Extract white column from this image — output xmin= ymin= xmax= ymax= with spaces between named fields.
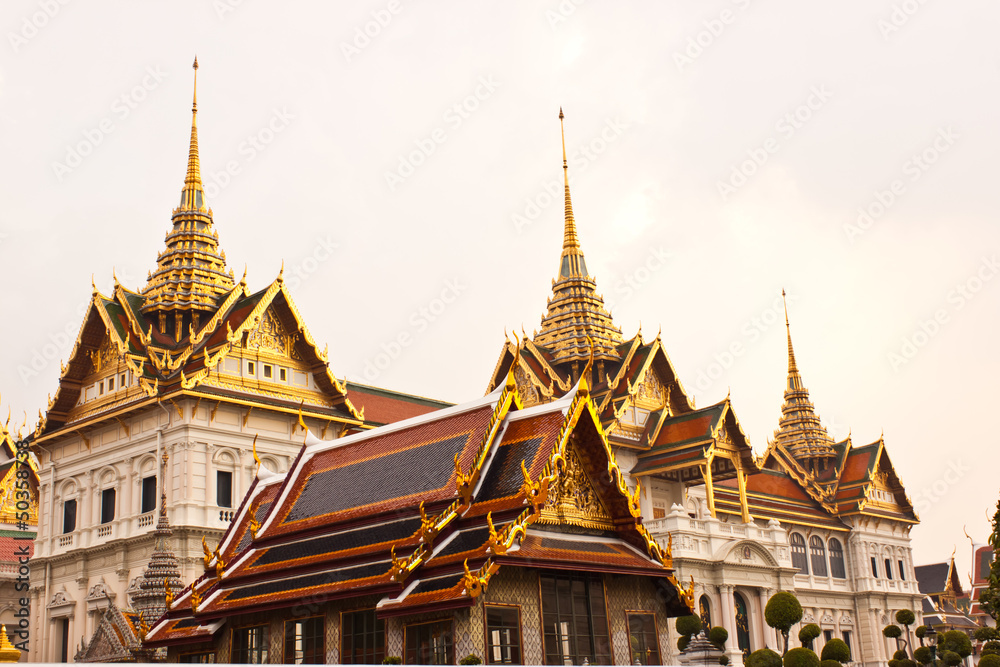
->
xmin=758 ymin=588 xmax=776 ymax=651
xmin=206 ymin=444 xmax=216 ymax=512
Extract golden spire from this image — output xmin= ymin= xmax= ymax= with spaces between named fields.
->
xmin=782 ymin=289 xmax=799 ymax=374
xmin=180 ymin=56 xmax=205 ymax=212
xmin=773 ymin=291 xmax=836 ymax=466
xmin=557 ymin=108 xmax=586 ymax=278
xmin=141 ymin=57 xmax=234 ymax=321
xmin=533 ymin=110 xmax=622 ymax=373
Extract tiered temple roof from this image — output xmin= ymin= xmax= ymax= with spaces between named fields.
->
xmin=31 ymin=61 xmax=369 ymax=447
xmin=145 ymin=369 xmax=692 ymax=648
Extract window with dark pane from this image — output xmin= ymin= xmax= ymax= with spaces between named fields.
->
xmin=231 ymin=625 xmax=268 ymax=664
xmin=342 ymin=609 xmax=385 ymax=665
xmin=100 ymin=488 xmax=115 ymax=524
xmin=179 ymin=652 xmax=216 ymax=663
xmin=828 ymin=539 xmax=846 ymax=579
xmin=217 ymin=470 xmax=233 ymax=508
xmin=486 ymin=605 xmax=522 ymax=664
xmin=540 ymin=572 xmax=611 ymax=665
xmin=284 ymin=616 xmax=325 ymax=664
xmin=404 ymin=619 xmax=453 ymax=665
xmin=62 ymin=498 xmax=76 ymax=534
xmin=809 ymin=536 xmax=827 ymax=576
xmin=790 ymin=533 xmax=809 ymax=574
xmin=141 ymin=475 xmax=157 ymax=513
xmin=885 ymin=558 xmax=893 ymax=580
xmin=898 ymin=559 xmax=906 ymax=581
xmin=870 ymin=557 xmax=879 ymax=577
xmin=627 ymin=613 xmax=661 ymax=665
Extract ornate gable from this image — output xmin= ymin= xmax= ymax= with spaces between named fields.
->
xmin=537 ymin=445 xmax=614 ymax=531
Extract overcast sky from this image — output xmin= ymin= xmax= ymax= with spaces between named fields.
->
xmin=1 ymin=1 xmax=997 ymax=576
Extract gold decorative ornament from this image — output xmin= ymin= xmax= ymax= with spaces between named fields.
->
xmin=462 ymin=558 xmax=500 ymax=599
xmin=201 ymin=536 xmax=212 ymax=569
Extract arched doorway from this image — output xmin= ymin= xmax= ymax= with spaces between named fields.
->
xmin=699 ymin=595 xmax=712 ymax=629
xmin=733 ymin=592 xmax=752 ymax=657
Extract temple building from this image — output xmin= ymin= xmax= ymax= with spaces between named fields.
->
xmin=915 ymin=555 xmax=979 ymax=636
xmin=25 ymin=60 xmax=442 ymax=663
xmin=482 ymin=111 xmax=923 ymax=665
xmin=145 ymin=364 xmax=693 ymax=662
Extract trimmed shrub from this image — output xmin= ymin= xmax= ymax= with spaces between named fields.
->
xmin=980 ymin=654 xmax=1000 ymax=667
xmin=898 ymin=660 xmax=918 ymax=667
xmin=709 ymin=626 xmax=729 ymax=650
xmin=382 ymin=658 xmax=402 ymax=665
xmin=912 ymin=646 xmax=932 ymax=665
xmin=939 ymin=630 xmax=973 ymax=658
xmin=896 ymin=610 xmax=916 ymax=626
xmin=819 ymin=661 xmax=842 ymax=667
xmin=820 ymin=638 xmax=851 ymax=663
xmin=977 ymin=626 xmax=1000 ymax=642
xmin=746 ymin=648 xmax=783 ymax=667
xmin=719 ymin=656 xmax=730 ymax=666
xmin=983 ymin=639 xmax=1000 ymax=656
xmin=939 ymin=649 xmax=962 ymax=666
xmin=459 ymin=655 xmax=482 ymax=665
xmin=766 ymin=592 xmax=804 ymax=655
xmin=799 ymin=624 xmax=821 ymax=650
xmin=915 ymin=625 xmax=927 ymax=645
xmin=678 ymin=636 xmax=690 ymax=652
xmin=893 ymin=650 xmax=909 ymax=660
xmin=783 ymin=647 xmax=820 ymax=667
xmin=676 ymin=615 xmax=703 ymax=638
xmin=884 ymin=624 xmax=903 ymax=639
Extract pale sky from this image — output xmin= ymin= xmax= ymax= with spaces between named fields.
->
xmin=1 ymin=1 xmax=997 ymax=577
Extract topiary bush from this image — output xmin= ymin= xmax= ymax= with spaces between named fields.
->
xmin=678 ymin=636 xmax=690 ymax=652
xmin=676 ymin=614 xmax=703 ymax=638
xmin=766 ymin=591 xmax=804 ymax=655
xmin=980 ymin=654 xmax=1000 ymax=667
xmin=820 ymin=638 xmax=850 ymax=664
xmin=708 ymin=626 xmax=729 ymax=650
xmin=819 ymin=660 xmax=842 ymax=667
xmin=896 ymin=609 xmax=915 ymax=626
xmin=782 ymin=647 xmax=820 ymax=667
xmin=459 ymin=655 xmax=482 ymax=665
xmin=746 ymin=647 xmax=783 ymax=667
xmin=884 ymin=624 xmax=903 ymax=640
xmin=939 ymin=630 xmax=973 ymax=659
xmin=915 ymin=625 xmax=927 ymax=646
xmin=984 ymin=639 xmax=1000 ymax=656
xmin=799 ymin=624 xmax=821 ymax=650
xmin=912 ymin=646 xmax=931 ymax=665
xmin=897 ymin=660 xmax=917 ymax=667
xmin=939 ymin=649 xmax=962 ymax=666
xmin=977 ymin=626 xmax=1000 ymax=642
xmin=893 ymin=649 xmax=908 ymax=660
xmin=382 ymin=658 xmax=402 ymax=665
xmin=719 ymin=656 xmax=730 ymax=666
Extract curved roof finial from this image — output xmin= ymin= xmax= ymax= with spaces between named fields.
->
xmin=558 ymin=108 xmax=584 ymax=271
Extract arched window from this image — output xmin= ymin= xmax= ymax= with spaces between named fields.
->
xmin=791 ymin=533 xmax=809 ymax=574
xmin=828 ymin=538 xmax=846 ymax=578
xmin=810 ymin=536 xmax=828 ymax=576
xmin=699 ymin=595 xmax=712 ymax=629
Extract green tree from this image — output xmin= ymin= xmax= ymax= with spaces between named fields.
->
xmin=975 ymin=626 xmax=999 ymax=642
xmin=798 ymin=624 xmax=821 ymax=650
xmin=884 ymin=624 xmax=903 ymax=654
xmin=896 ymin=609 xmax=916 ymax=657
xmin=783 ymin=647 xmax=820 ymax=667
xmin=915 ymin=625 xmax=927 ymax=647
xmin=819 ymin=638 xmax=850 ymax=664
xmin=913 ymin=646 xmax=932 ymax=665
xmin=979 ymin=498 xmax=1000 ymax=621
xmin=765 ymin=591 xmax=804 ymax=655
xmin=708 ymin=626 xmax=729 ymax=651
xmin=746 ymin=648 xmax=782 ymax=667
xmin=937 ymin=630 xmax=972 ymax=660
